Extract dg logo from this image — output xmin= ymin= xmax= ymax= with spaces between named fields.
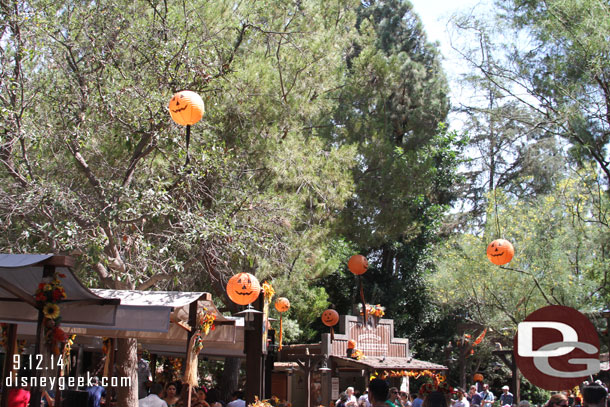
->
xmin=514 ymin=305 xmax=600 ymax=390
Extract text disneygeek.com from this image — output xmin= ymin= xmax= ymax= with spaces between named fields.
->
xmin=5 ymin=373 xmax=132 ymax=390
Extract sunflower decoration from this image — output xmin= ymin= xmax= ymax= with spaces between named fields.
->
xmin=35 ymin=272 xmax=68 ymax=352
xmin=192 ymin=308 xmax=217 ymax=353
xmin=43 ymin=303 xmax=60 ymax=319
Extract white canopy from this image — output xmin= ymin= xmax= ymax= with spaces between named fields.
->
xmin=64 ymin=289 xmax=244 ymax=357
xmin=0 ymin=254 xmax=119 ymax=326
xmin=0 ymin=254 xmax=244 ymax=357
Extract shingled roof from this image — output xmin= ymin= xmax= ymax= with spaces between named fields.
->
xmin=332 ymin=355 xmax=447 ymax=371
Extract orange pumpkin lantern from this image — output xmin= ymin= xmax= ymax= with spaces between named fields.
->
xmin=486 ymin=239 xmax=514 ymax=265
xmin=168 ymin=90 xmax=205 ymax=126
xmin=348 ymin=254 xmax=368 ymax=275
xmin=473 ymin=373 xmax=484 ymax=382
xmin=347 ymin=339 xmax=357 ymax=349
xmin=321 ymin=309 xmax=339 ymax=327
xmin=275 ymin=297 xmax=290 ymax=313
xmin=226 ymin=272 xmax=261 ymax=305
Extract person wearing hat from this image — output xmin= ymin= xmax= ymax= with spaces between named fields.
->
xmin=499 ymin=386 xmax=513 ymax=407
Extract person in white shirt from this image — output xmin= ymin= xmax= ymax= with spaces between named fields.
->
xmin=336 ymin=387 xmax=359 ymax=407
xmin=139 ymin=383 xmax=168 ymax=407
xmin=359 ymin=391 xmax=372 ymax=407
xmin=227 ymin=391 xmax=246 ymax=407
xmin=455 ymin=388 xmax=470 ymax=407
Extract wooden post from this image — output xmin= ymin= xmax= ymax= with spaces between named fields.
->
xmin=185 ymin=300 xmax=198 ymax=407
xmin=0 ymin=323 xmax=17 ymax=407
xmin=30 ymin=265 xmax=58 ymax=407
xmin=493 ymin=350 xmax=520 ymax=404
xmin=321 ymin=333 xmax=332 ymax=407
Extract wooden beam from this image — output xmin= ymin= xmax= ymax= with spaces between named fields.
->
xmin=0 ymin=276 xmax=37 ymax=307
xmin=40 ymin=255 xmax=75 ymax=268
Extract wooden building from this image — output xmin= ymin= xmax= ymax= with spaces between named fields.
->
xmin=275 ymin=315 xmax=447 ymax=407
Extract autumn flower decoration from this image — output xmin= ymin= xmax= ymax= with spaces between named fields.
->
xmin=35 ymin=273 xmax=68 ymax=349
xmin=192 ymin=308 xmax=216 ymax=353
xmin=359 ymin=304 xmax=385 ymax=318
xmin=350 ymin=348 xmax=365 ymax=360
xmin=418 ymin=377 xmax=454 ymax=397
xmin=249 ymin=396 xmax=291 ymax=407
xmin=262 ymin=281 xmax=275 ymax=300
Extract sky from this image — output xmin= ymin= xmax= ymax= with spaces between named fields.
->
xmin=409 ymin=0 xmax=494 ymax=125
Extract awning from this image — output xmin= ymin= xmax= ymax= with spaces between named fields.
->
xmin=0 ymin=254 xmax=119 ymax=326
xmin=62 ymin=289 xmax=244 ymax=358
xmin=332 ymin=355 xmax=448 ymax=371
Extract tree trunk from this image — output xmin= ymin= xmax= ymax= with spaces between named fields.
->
xmin=219 ymin=357 xmax=241 ymax=401
xmin=116 ymin=337 xmax=138 ymax=406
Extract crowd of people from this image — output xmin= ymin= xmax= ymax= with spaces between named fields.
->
xmin=333 ymin=381 xmax=609 ymax=407
xmin=137 ymin=381 xmax=247 ymax=407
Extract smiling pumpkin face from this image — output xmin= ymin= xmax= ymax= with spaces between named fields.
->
xmin=321 ymin=309 xmax=339 ymax=327
xmin=168 ymin=90 xmax=205 ymax=126
xmin=226 ymin=272 xmax=261 ymax=305
xmin=486 ymin=239 xmax=514 ymax=265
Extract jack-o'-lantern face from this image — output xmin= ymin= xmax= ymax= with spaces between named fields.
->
xmin=486 ymin=239 xmax=514 ymax=266
xmin=321 ymin=309 xmax=339 ymax=327
xmin=275 ymin=297 xmax=290 ymax=313
xmin=168 ymin=90 xmax=205 ymax=126
xmin=226 ymin=272 xmax=261 ymax=305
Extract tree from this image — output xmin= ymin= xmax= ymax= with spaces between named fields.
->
xmin=477 ymin=0 xmax=610 ymax=189
xmin=429 ymin=168 xmax=610 ymax=336
xmin=0 ymin=0 xmax=360 ymax=402
xmin=318 ymin=0 xmax=464 ymax=337
xmin=447 ymin=16 xmax=568 ymax=229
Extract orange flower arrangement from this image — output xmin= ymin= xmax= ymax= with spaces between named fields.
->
xmin=192 ymin=308 xmax=216 ymax=353
xmin=359 ymin=304 xmax=385 ymax=318
xmin=35 ymin=273 xmax=68 ymax=351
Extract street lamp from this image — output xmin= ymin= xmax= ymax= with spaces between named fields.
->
xmin=235 ymin=304 xmax=263 ymax=327
xmin=318 ymin=356 xmax=331 ymax=374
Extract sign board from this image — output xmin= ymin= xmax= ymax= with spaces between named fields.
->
xmin=348 ymin=323 xmax=391 ymax=356
xmin=331 ymin=377 xmax=340 ymax=400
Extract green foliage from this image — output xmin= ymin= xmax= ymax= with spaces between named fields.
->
xmin=0 ymin=0 xmax=359 ymax=319
xmin=494 ymin=0 xmax=610 ymax=186
xmin=316 ymin=0 xmax=464 ymax=340
xmin=429 ymin=169 xmax=609 ymax=333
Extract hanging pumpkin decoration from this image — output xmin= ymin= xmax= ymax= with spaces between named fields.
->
xmin=226 ymin=272 xmax=261 ymax=306
xmin=348 ymin=254 xmax=369 ymax=324
xmin=486 ymin=239 xmax=514 ymax=265
xmin=168 ymin=90 xmax=205 ymax=166
xmin=275 ymin=297 xmax=290 ymax=313
xmin=321 ymin=309 xmax=339 ymax=327
xmin=168 ymin=90 xmax=204 ymax=126
xmin=322 ymin=308 xmax=339 ymax=341
xmin=348 ymin=254 xmax=368 ymax=275
xmin=473 ymin=373 xmax=484 ymax=382
xmin=274 ymin=297 xmax=290 ymax=351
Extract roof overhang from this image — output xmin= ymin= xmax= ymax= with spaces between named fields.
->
xmin=0 ymin=254 xmax=119 ymax=327
xmin=332 ymin=355 xmax=448 ymax=371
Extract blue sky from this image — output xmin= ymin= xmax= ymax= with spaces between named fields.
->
xmin=410 ymin=0 xmax=495 ymax=124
